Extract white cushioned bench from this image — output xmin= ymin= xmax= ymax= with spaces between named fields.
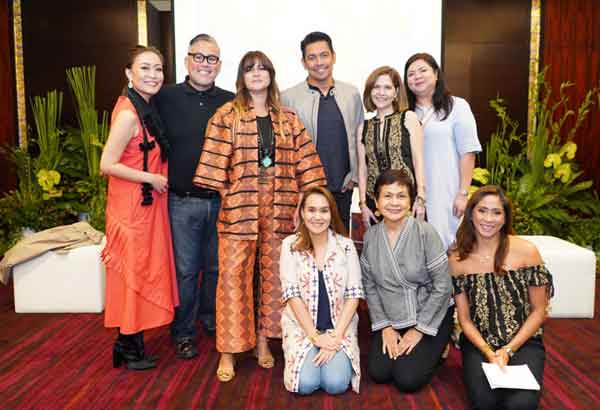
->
xmin=521 ymin=235 xmax=596 ymax=318
xmin=13 ymin=241 xmax=106 ymax=313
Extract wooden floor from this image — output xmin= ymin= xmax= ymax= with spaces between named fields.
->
xmin=0 ymin=275 xmax=598 ymax=409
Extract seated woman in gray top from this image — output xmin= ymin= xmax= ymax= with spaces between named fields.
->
xmin=360 ymin=168 xmax=453 ymax=392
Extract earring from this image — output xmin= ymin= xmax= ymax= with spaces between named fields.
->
xmin=128 ymin=79 xmax=133 ymax=89
xmin=374 ymin=210 xmax=381 ymax=217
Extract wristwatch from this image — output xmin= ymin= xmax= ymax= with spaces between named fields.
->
xmin=503 ymin=346 xmax=515 ymax=357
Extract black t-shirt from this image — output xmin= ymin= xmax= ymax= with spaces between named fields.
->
xmin=316 ymin=269 xmax=334 ymax=331
xmin=310 ymin=85 xmax=349 ymax=193
xmin=154 ymin=80 xmax=234 ymax=194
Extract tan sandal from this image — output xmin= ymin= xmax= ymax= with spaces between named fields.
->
xmin=216 ymin=354 xmax=236 ymax=382
xmin=253 ymin=339 xmax=275 ymax=369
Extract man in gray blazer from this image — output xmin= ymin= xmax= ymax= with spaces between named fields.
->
xmin=281 ymin=31 xmax=364 ymax=231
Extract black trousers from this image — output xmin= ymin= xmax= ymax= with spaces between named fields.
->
xmin=367 ymin=306 xmax=454 ymax=392
xmin=461 ymin=336 xmax=545 ymax=410
xmin=332 ymin=190 xmax=353 ymax=232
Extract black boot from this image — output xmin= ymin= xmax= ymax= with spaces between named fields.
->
xmin=113 ymin=331 xmax=156 ymax=371
xmin=132 ymin=332 xmax=158 ymax=363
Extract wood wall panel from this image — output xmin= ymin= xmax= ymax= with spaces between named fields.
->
xmin=0 ymin=1 xmax=16 ymax=193
xmin=21 ymin=0 xmax=138 ymax=127
xmin=541 ymin=0 xmax=600 ymax=191
xmin=444 ymin=0 xmax=532 ymax=149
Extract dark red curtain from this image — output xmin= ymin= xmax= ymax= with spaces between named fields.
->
xmin=0 ymin=1 xmax=16 ymax=193
xmin=542 ymin=0 xmax=600 ymax=191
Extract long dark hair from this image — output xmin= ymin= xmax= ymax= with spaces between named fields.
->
xmin=233 ymin=51 xmax=281 ymax=112
xmin=294 ymin=186 xmax=347 ymax=253
xmin=404 ymin=52 xmax=453 ymax=120
xmin=455 ymin=185 xmax=514 ymax=273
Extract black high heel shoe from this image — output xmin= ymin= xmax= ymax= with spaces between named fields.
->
xmin=112 ymin=332 xmax=157 ymax=371
xmin=133 ymin=332 xmax=159 ymax=363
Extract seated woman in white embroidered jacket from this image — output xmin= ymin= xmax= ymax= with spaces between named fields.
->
xmin=360 ymin=168 xmax=453 ymax=392
xmin=279 ymin=186 xmax=364 ymax=395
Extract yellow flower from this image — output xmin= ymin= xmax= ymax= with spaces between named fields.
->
xmin=468 ymin=186 xmax=479 ymax=198
xmin=36 ymin=169 xmax=61 ymax=191
xmin=544 ymin=153 xmax=562 ymax=169
xmin=554 ymin=163 xmax=572 ymax=183
xmin=559 ymin=141 xmax=577 ymax=159
xmin=472 ymin=167 xmax=490 ymax=185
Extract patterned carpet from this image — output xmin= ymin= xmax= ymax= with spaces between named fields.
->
xmin=0 ymin=276 xmax=598 ymax=409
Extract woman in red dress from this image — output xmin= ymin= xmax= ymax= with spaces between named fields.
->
xmin=100 ymin=46 xmax=179 ymax=370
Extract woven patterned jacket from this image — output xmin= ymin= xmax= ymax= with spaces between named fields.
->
xmin=193 ymin=102 xmax=327 ymax=240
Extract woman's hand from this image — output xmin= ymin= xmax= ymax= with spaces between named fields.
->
xmin=381 ymin=327 xmax=402 ymax=360
xmin=452 ymin=193 xmax=468 ymax=217
xmin=313 ymin=348 xmax=337 ymax=366
xmin=491 ymin=348 xmax=510 ymax=368
xmin=361 ymin=205 xmax=378 ymax=228
xmin=412 ymin=202 xmax=426 ymax=220
xmin=148 ymin=173 xmax=168 ymax=193
xmin=397 ymin=328 xmax=423 ymax=355
xmin=314 ymin=332 xmax=340 ymax=351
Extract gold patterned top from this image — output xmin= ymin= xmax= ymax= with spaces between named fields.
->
xmin=361 ymin=111 xmax=414 ymax=200
xmin=452 ymin=265 xmax=554 ymax=349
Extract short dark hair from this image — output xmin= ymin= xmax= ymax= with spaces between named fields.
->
xmin=189 ymin=33 xmax=218 ymax=47
xmin=374 ymin=169 xmax=415 ymax=205
xmin=300 ymin=31 xmax=334 ymax=59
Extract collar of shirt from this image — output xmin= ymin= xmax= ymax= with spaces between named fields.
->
xmin=307 ymin=81 xmax=335 ymax=98
xmin=183 ymin=76 xmax=217 ymax=96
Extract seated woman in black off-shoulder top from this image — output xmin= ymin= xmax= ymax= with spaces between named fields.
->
xmin=449 ymin=186 xmax=553 ymax=410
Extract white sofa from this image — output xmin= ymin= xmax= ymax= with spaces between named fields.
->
xmin=522 ymin=235 xmax=596 ymax=318
xmin=12 ymin=241 xmax=106 ymax=313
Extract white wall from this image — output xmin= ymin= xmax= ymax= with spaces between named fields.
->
xmin=174 ymin=0 xmax=442 ymax=93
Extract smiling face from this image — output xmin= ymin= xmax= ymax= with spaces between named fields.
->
xmin=126 ymin=51 xmax=164 ymax=101
xmin=302 ymin=40 xmax=335 ymax=84
xmin=185 ymin=40 xmax=221 ymax=91
xmin=301 ymin=192 xmax=332 ymax=237
xmin=375 ymin=182 xmax=412 ymax=225
xmin=370 ymin=74 xmax=397 ymax=114
xmin=405 ymin=58 xmax=438 ymax=99
xmin=471 ymin=194 xmax=506 ymax=239
xmin=243 ymin=58 xmax=271 ymax=94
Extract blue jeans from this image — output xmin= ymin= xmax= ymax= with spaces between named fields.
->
xmin=169 ymin=194 xmax=220 ymax=341
xmin=297 ymin=347 xmax=352 ymax=395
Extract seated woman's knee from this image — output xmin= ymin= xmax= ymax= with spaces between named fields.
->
xmin=320 ymin=372 xmax=350 ymax=395
xmin=297 ymin=375 xmax=320 ymax=395
xmin=503 ymin=390 xmax=540 ymax=410
xmin=392 ymin=371 xmax=430 ymax=393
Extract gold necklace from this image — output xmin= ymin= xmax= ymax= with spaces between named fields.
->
xmin=472 ymin=252 xmax=494 ymax=264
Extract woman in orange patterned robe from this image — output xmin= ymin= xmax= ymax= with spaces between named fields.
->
xmin=194 ymin=51 xmax=326 ymax=381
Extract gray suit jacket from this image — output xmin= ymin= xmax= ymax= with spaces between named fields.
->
xmin=281 ymin=80 xmax=364 ymax=186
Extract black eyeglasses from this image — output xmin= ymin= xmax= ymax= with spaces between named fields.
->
xmin=187 ymin=52 xmax=220 ymax=65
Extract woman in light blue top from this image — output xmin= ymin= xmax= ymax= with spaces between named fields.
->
xmin=404 ymin=53 xmax=482 ymax=249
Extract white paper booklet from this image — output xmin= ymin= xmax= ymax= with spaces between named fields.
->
xmin=481 ymin=362 xmax=541 ymax=390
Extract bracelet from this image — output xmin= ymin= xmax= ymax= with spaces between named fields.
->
xmin=359 ymin=200 xmax=367 ymax=209
xmin=503 ymin=346 xmax=515 ymax=357
xmin=482 ymin=344 xmax=494 ymax=356
xmin=308 ymin=330 xmax=321 ymax=345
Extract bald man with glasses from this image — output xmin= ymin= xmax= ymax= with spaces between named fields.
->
xmin=154 ymin=34 xmax=234 ymax=360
